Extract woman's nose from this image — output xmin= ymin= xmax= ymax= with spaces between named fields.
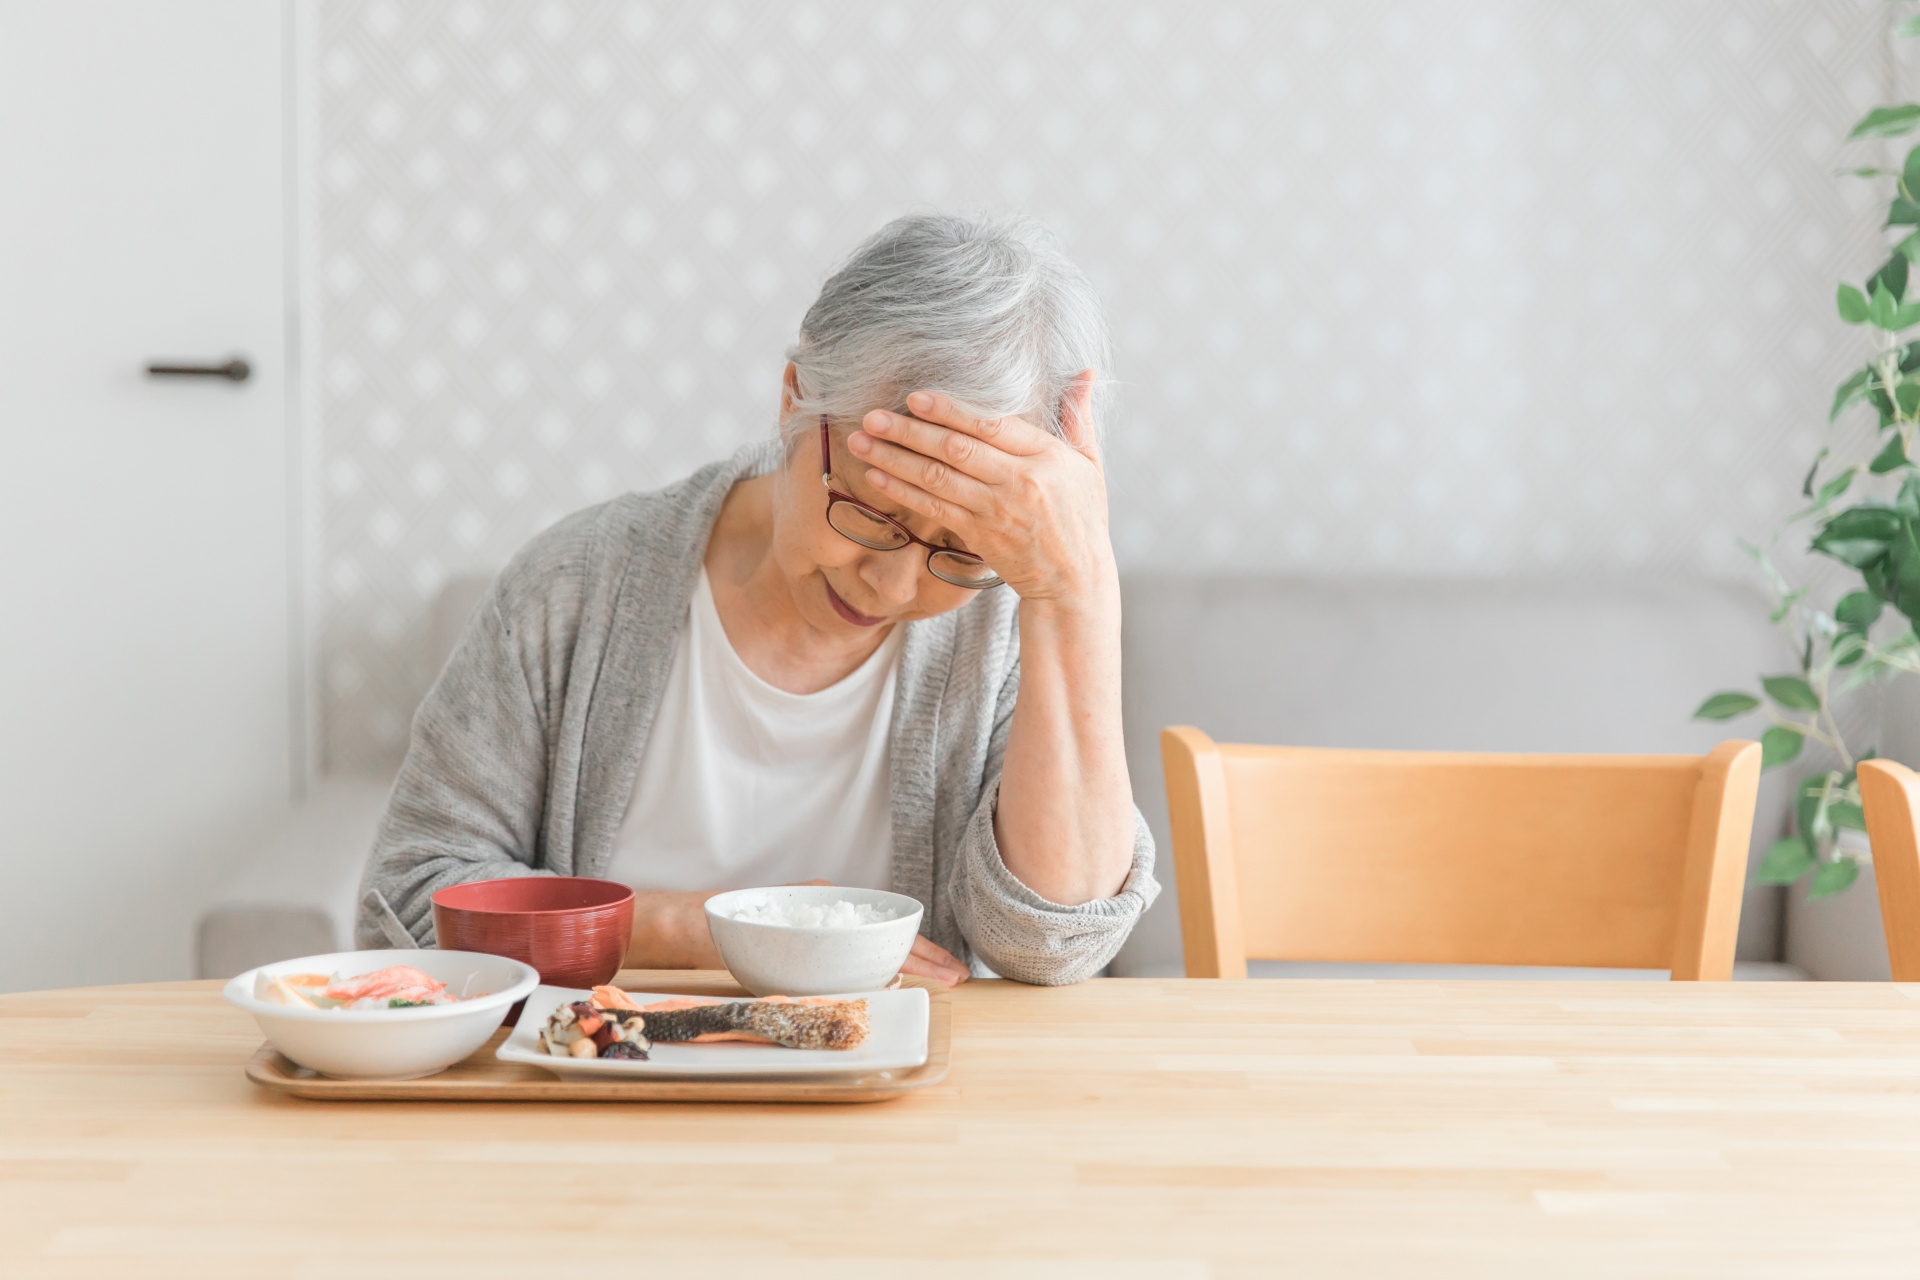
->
xmin=861 ymin=549 xmax=922 ymax=608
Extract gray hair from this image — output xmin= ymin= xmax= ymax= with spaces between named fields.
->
xmin=782 ymin=213 xmax=1113 ymax=447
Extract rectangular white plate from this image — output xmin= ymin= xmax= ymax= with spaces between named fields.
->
xmin=496 ymin=985 xmax=929 ymax=1080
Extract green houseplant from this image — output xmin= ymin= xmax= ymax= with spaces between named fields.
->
xmin=1693 ymin=86 xmax=1920 ymax=899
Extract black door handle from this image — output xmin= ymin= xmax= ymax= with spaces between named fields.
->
xmin=146 ymin=357 xmax=250 ymax=382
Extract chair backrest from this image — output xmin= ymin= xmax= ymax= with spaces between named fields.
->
xmin=1160 ymin=727 xmax=1762 ymax=980
xmin=1858 ymin=759 xmax=1920 ymax=982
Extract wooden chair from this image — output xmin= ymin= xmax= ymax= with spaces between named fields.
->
xmin=1858 ymin=759 xmax=1920 ymax=981
xmin=1159 ymin=727 xmax=1763 ymax=980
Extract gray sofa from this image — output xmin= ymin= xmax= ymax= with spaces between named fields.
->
xmin=198 ymin=572 xmax=1899 ymax=981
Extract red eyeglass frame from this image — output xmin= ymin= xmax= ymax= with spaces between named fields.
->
xmin=818 ymin=415 xmax=1001 ymax=589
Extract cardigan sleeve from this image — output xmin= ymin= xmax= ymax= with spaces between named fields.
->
xmin=353 ymin=578 xmax=557 ymax=949
xmin=946 ymin=660 xmax=1161 ymax=985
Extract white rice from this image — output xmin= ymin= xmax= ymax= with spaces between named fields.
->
xmin=727 ymin=897 xmax=898 ymax=928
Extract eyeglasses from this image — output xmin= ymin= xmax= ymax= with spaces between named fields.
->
xmin=819 ymin=416 xmax=1002 ymax=589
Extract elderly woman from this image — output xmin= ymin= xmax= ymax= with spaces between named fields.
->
xmin=356 ymin=213 xmax=1157 ymax=985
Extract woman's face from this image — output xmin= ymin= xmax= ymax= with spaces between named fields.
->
xmin=768 ymin=416 xmax=980 ymax=635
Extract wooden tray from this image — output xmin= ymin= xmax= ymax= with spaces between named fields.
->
xmin=244 ymin=971 xmax=951 ymax=1105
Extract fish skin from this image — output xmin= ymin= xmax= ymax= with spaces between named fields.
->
xmin=636 ymin=1000 xmax=869 ymax=1051
xmin=586 ymin=987 xmax=870 ymax=1050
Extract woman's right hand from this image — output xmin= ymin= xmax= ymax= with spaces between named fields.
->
xmin=624 ymin=889 xmax=725 ymax=969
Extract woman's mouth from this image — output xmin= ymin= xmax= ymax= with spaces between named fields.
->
xmin=823 ymin=579 xmax=887 ymax=627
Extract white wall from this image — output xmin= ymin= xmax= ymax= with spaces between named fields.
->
xmin=314 ymin=0 xmax=1889 ymax=772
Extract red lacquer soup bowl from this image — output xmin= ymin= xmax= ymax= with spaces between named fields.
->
xmin=431 ymin=877 xmax=633 ymax=989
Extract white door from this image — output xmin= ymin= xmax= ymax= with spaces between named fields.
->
xmin=0 ymin=1 xmax=294 ymax=992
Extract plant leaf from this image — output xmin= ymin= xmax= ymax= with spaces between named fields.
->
xmin=1837 ymin=590 xmax=1885 ymax=630
xmin=1796 ymin=774 xmax=1834 ymax=841
xmin=1831 ymin=801 xmax=1868 ymax=832
xmin=1802 ymin=445 xmax=1831 ymax=498
xmin=1866 ymin=557 xmax=1898 ymax=604
xmin=1839 ymin=282 xmax=1871 ymax=324
xmin=1899 ymin=12 xmax=1920 ymax=38
xmin=1891 ymin=302 xmax=1920 ymax=331
xmin=1831 ymin=369 xmax=1875 ymax=422
xmin=1815 ymin=467 xmax=1857 ymax=507
xmin=1851 ymin=104 xmax=1920 ymax=139
xmin=1822 ymin=506 xmax=1903 ymax=541
xmin=1692 ymin=691 xmax=1761 ymax=721
xmin=1809 ymin=858 xmax=1862 ymax=899
xmin=1893 ymin=518 xmax=1920 ymax=586
xmin=1900 ymin=473 xmax=1920 ymax=518
xmin=1814 ymin=539 xmax=1893 ymax=568
xmin=1756 ymin=835 xmax=1815 ymax=885
xmin=1872 ymin=253 xmax=1912 ymax=303
xmin=1890 ymin=196 xmax=1920 ymax=227
xmin=1871 ymin=282 xmax=1900 ymax=328
xmin=1762 ymin=674 xmax=1822 ymax=711
xmin=1761 ymin=724 xmax=1807 ymax=769
xmin=1871 ymin=433 xmax=1910 ymax=474
xmin=1833 ymin=629 xmax=1870 ymax=667
xmin=1901 ymin=232 xmax=1920 ymax=264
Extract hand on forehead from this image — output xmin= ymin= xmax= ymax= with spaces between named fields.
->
xmin=870 ymin=391 xmax=1055 ymax=458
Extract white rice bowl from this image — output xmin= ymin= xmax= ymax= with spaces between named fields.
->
xmin=704 ymin=886 xmax=924 ymax=997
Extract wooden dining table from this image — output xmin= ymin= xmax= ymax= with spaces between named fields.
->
xmin=4 ymin=972 xmax=1920 ymax=1278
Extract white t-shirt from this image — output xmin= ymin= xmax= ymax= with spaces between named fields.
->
xmin=605 ymin=569 xmax=903 ymax=894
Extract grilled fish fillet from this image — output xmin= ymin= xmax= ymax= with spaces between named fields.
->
xmin=590 ymin=987 xmax=869 ymax=1051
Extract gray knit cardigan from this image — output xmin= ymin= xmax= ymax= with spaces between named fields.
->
xmin=355 ymin=439 xmax=1158 ymax=984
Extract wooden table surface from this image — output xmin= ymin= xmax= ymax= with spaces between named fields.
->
xmin=5 ymin=973 xmax=1920 ymax=1278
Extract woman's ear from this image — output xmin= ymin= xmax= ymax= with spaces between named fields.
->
xmin=780 ymin=361 xmax=801 ymax=414
xmin=1060 ymin=369 xmax=1098 ymax=456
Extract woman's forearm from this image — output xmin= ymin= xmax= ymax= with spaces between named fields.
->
xmin=993 ymin=571 xmax=1136 ymax=905
xmin=624 ymin=889 xmax=724 ymax=968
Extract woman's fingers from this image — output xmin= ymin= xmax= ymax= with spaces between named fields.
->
xmin=900 ymin=934 xmax=969 ymax=985
xmin=859 ymin=464 xmax=978 ymax=536
xmin=906 ymin=390 xmax=1054 ymax=457
xmin=857 ymin=408 xmax=1021 ymax=490
xmin=849 ymin=427 xmax=995 ymax=513
xmin=1058 ymin=369 xmax=1099 ymax=458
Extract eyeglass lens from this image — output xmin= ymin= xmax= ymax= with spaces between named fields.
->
xmin=826 ymin=499 xmax=1000 ymax=587
xmin=928 ymin=551 xmax=1000 ymax=586
xmin=826 ymin=500 xmax=911 ymax=550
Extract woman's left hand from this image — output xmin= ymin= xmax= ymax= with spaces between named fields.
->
xmin=847 ymin=373 xmax=1116 ymax=605
xmin=901 ymin=934 xmax=970 ymax=986
xmin=786 ymin=880 xmax=969 ymax=985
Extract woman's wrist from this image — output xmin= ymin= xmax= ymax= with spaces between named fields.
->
xmin=626 ymin=889 xmax=722 ymax=968
xmin=1015 ymin=551 xmax=1121 ymax=630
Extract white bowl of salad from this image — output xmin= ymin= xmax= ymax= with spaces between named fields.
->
xmin=223 ymin=949 xmax=539 ymax=1080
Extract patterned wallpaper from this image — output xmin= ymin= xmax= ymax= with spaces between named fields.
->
xmin=316 ymin=0 xmax=1890 ymax=773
